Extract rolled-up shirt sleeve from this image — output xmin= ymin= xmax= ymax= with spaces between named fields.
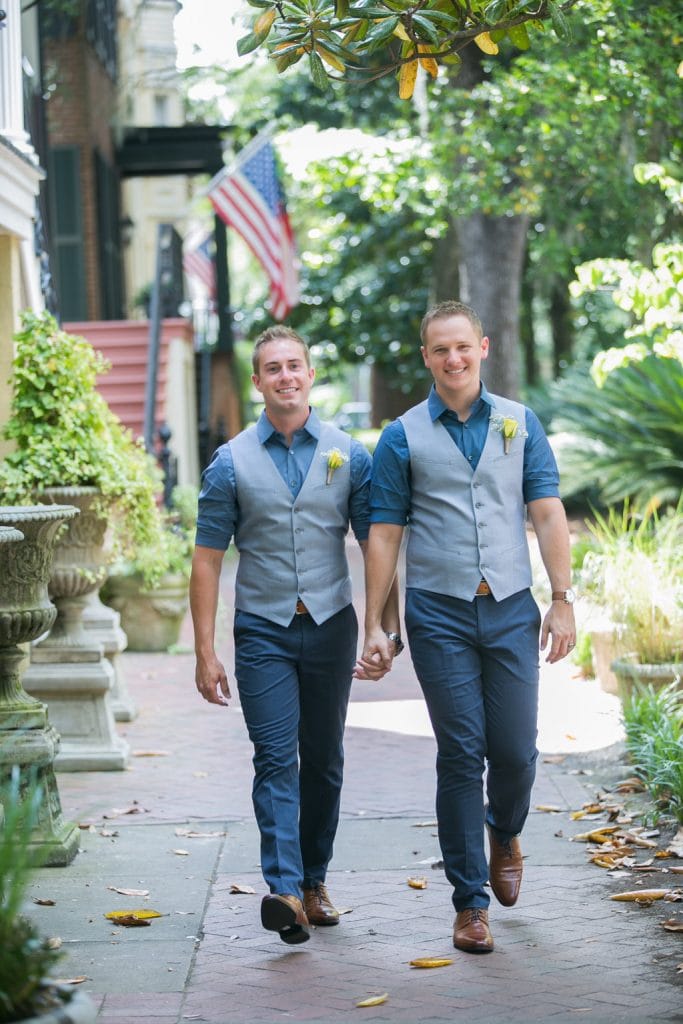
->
xmin=348 ymin=439 xmax=373 ymax=541
xmin=370 ymin=421 xmax=411 ymax=526
xmin=195 ymin=445 xmax=237 ymax=550
xmin=522 ymin=408 xmax=560 ymax=503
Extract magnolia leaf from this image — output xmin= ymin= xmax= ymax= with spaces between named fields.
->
xmin=337 ymin=906 xmax=353 ymax=915
xmin=572 ymin=827 xmax=620 ymax=843
xmin=407 ymin=877 xmax=428 ymax=889
xmin=108 ymin=886 xmax=150 ymax=897
xmin=409 ymin=957 xmax=454 ymax=968
xmin=175 ymin=828 xmax=226 ymax=838
xmin=173 ymin=849 xmax=190 ymax=856
xmin=536 ymin=804 xmax=562 ymax=813
xmin=32 ymin=897 xmax=56 ymax=906
xmin=103 ymin=804 xmax=144 ymax=818
xmin=53 ymin=976 xmax=88 ymax=985
xmin=662 ymin=918 xmax=683 ymax=932
xmin=412 ymin=821 xmax=438 ymax=828
xmin=230 ymin=884 xmax=256 ymax=894
xmin=398 ymin=56 xmax=417 ymax=100
xmin=614 ymin=777 xmax=646 ymax=793
xmin=474 ymin=31 xmax=498 ymax=55
xmin=356 ymin=993 xmax=388 ymax=1007
xmin=105 ymin=908 xmax=164 ymax=919
xmin=669 ymin=866 xmax=683 ymax=874
xmin=132 ymin=750 xmax=170 ymax=757
xmin=668 ymin=827 xmax=683 ymax=858
xmin=309 ymin=50 xmax=329 ymax=91
xmin=609 ymin=889 xmax=675 ymax=902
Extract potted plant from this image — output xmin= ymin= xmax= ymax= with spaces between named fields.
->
xmin=101 ymin=485 xmax=197 ymax=652
xmin=0 ymin=770 xmax=96 ymax=1023
xmin=0 ymin=311 xmax=165 ymax=575
xmin=580 ymin=503 xmax=683 ymax=698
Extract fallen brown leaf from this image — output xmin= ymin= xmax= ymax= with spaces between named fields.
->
xmin=32 ymin=897 xmax=56 ymax=906
xmin=661 ymin=918 xmax=683 ymax=932
xmin=132 ymin=750 xmax=170 ymax=757
xmin=100 ymin=829 xmax=118 ymax=838
xmin=542 ymin=754 xmax=566 ymax=764
xmin=107 ymin=887 xmax=150 ymax=897
xmin=104 ymin=909 xmax=163 ymax=920
xmin=229 ymin=884 xmax=256 ymax=895
xmin=108 ymin=915 xmax=151 ymax=928
xmin=572 ymin=826 xmax=620 ymax=844
xmin=175 ymin=828 xmax=227 ymax=838
xmin=103 ymin=803 xmax=145 ymax=819
xmin=356 ymin=993 xmax=388 ymax=1008
xmin=78 ymin=823 xmax=96 ymax=832
xmin=406 ymin=877 xmax=427 ymax=889
xmin=614 ymin=777 xmax=646 ymax=793
xmin=667 ymin=828 xmax=683 ymax=858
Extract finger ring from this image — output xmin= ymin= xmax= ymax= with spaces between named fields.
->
xmin=567 ymin=642 xmax=575 ymax=649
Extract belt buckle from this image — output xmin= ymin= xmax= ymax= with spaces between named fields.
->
xmin=295 ymin=599 xmax=308 ymax=615
xmin=475 ymin=580 xmax=491 ymax=597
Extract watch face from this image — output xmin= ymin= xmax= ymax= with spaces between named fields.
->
xmin=565 ymin=589 xmax=576 ymax=604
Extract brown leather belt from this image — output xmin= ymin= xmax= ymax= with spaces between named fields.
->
xmin=475 ymin=580 xmax=491 ymax=597
xmin=295 ymin=599 xmax=309 ymax=615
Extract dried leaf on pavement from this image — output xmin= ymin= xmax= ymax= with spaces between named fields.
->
xmin=132 ymin=750 xmax=170 ymax=757
xmin=107 ymin=887 xmax=150 ymax=897
xmin=667 ymin=828 xmax=683 ymax=858
xmin=356 ymin=993 xmax=388 ymax=1007
xmin=108 ymin=915 xmax=152 ymax=928
xmin=614 ymin=777 xmax=646 ymax=793
xmin=46 ymin=936 xmax=62 ymax=949
xmin=173 ymin=849 xmax=190 ymax=856
xmin=229 ymin=884 xmax=256 ymax=895
xmin=32 ymin=897 xmax=56 ymax=906
xmin=609 ymin=889 xmax=680 ymax=902
xmin=661 ymin=918 xmax=683 ymax=932
xmin=104 ymin=909 xmax=164 ymax=921
xmin=572 ymin=826 xmax=620 ymax=844
xmin=100 ymin=830 xmax=119 ymax=838
xmin=53 ymin=977 xmax=88 ymax=985
xmin=103 ymin=803 xmax=145 ymax=818
xmin=409 ymin=957 xmax=453 ymax=968
xmin=406 ymin=877 xmax=427 ymax=889
xmin=535 ymin=804 xmax=562 ymax=813
xmin=411 ymin=821 xmax=438 ymax=827
xmin=175 ymin=828 xmax=226 ymax=838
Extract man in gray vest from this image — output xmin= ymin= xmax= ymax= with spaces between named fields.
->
xmin=357 ymin=301 xmax=576 ymax=954
xmin=190 ymin=325 xmax=399 ymax=946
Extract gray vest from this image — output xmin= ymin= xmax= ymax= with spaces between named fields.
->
xmin=230 ymin=423 xmax=353 ymax=626
xmin=400 ymin=395 xmax=532 ymax=601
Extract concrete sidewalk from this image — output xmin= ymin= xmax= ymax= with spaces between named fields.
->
xmin=22 ymin=547 xmax=682 ymax=1024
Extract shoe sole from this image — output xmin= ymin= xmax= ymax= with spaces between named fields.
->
xmin=261 ymin=897 xmax=310 ymax=944
xmin=454 ymin=942 xmax=494 ymax=954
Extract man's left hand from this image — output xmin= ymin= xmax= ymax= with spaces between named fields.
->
xmin=540 ymin=602 xmax=576 ymax=663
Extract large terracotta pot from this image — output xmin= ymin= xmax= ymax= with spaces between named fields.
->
xmin=610 ymin=655 xmax=681 ymax=699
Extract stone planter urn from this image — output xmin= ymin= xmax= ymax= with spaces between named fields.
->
xmin=610 ymin=655 xmax=681 ymax=699
xmin=22 ymin=487 xmax=128 ymax=772
xmin=103 ymin=571 xmax=190 ymax=652
xmin=0 ymin=505 xmax=80 ymax=866
xmin=83 ymin=587 xmax=137 ymax=722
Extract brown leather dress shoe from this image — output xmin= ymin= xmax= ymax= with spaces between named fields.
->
xmin=261 ymin=894 xmax=310 ymax=944
xmin=487 ymin=825 xmax=523 ymax=907
xmin=303 ymin=883 xmax=339 ymax=926
xmin=453 ymin=908 xmax=494 ymax=953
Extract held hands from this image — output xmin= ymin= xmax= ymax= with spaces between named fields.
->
xmin=195 ymin=652 xmax=231 ymax=706
xmin=353 ymin=628 xmax=395 ymax=681
xmin=540 ymin=602 xmax=577 ymax=664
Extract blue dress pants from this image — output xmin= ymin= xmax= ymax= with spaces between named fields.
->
xmin=234 ymin=604 xmax=357 ymax=897
xmin=405 ymin=587 xmax=540 ymax=912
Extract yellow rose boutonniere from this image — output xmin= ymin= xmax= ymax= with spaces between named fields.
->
xmin=490 ymin=412 xmax=528 ymax=454
xmin=322 ymin=447 xmax=349 ymax=484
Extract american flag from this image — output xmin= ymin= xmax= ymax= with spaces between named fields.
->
xmin=182 ymin=229 xmax=216 ymax=299
xmin=207 ymin=136 xmax=299 ymax=321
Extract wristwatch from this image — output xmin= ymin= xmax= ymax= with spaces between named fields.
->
xmin=551 ymin=589 xmax=576 ymax=605
xmin=385 ymin=631 xmax=405 ymax=655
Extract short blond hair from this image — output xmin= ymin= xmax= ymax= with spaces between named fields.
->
xmin=420 ymin=301 xmax=483 ymax=344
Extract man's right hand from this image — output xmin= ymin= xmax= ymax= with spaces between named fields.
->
xmin=353 ymin=628 xmax=395 ymax=680
xmin=195 ymin=653 xmax=231 ymax=706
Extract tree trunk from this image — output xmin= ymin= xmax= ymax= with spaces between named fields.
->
xmin=521 ymin=273 xmax=538 ymax=388
xmin=432 ymin=217 xmax=459 ymax=303
xmin=549 ymin=278 xmax=574 ymax=375
xmin=371 ymin=365 xmax=429 ymax=426
xmin=456 ymin=211 xmax=530 ymax=399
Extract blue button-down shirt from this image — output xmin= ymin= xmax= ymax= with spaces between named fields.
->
xmin=370 ymin=384 xmax=560 ymax=526
xmin=196 ymin=408 xmax=372 ymax=550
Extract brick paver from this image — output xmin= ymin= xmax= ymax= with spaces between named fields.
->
xmin=22 ymin=544 xmax=682 ymax=1023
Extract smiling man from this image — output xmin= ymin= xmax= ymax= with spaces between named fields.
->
xmin=190 ymin=325 xmax=399 ymax=945
xmin=357 ymin=300 xmax=576 ymax=954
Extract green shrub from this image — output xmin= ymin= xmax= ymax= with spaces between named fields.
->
xmin=621 ymin=681 xmax=683 ymax=824
xmin=0 ymin=770 xmax=65 ymax=1023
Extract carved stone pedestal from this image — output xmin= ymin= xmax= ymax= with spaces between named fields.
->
xmin=0 ymin=506 xmax=81 ymax=865
xmin=83 ymin=589 xmax=137 ymax=722
xmin=22 ymin=487 xmax=128 ymax=772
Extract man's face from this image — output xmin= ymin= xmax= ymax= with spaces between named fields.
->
xmin=252 ymin=338 xmax=315 ymax=416
xmin=421 ymin=315 xmax=489 ymax=406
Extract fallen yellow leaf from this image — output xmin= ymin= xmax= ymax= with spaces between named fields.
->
xmin=572 ymin=826 xmax=620 ymax=843
xmin=536 ymin=804 xmax=562 ymax=813
xmin=356 ymin=993 xmax=388 ymax=1007
xmin=407 ymin=877 xmax=427 ymax=889
xmin=409 ymin=957 xmax=454 ymax=968
xmin=104 ymin=908 xmax=164 ymax=919
xmin=662 ymin=918 xmax=683 ymax=932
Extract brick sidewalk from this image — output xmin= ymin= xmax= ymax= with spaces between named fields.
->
xmin=24 ymin=544 xmax=682 ymax=1024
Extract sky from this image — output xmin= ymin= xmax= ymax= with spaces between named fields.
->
xmin=174 ymin=0 xmax=246 ymax=70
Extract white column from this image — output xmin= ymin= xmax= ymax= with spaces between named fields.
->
xmin=0 ymin=0 xmax=32 ymax=153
